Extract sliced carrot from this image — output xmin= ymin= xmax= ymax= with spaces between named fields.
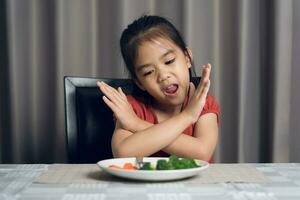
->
xmin=109 ymin=163 xmax=137 ymax=170
xmin=109 ymin=165 xmax=122 ymax=169
xmin=123 ymin=163 xmax=137 ymax=170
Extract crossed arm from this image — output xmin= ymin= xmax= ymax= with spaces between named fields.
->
xmin=97 ymin=64 xmax=218 ymax=161
xmin=111 ymin=112 xmax=218 ymax=161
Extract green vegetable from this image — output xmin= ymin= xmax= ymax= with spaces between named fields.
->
xmin=140 ymin=162 xmax=154 ymax=170
xmin=139 ymin=155 xmax=200 ymax=170
xmin=180 ymin=158 xmax=199 ymax=168
xmin=156 ymin=159 xmax=175 ymax=170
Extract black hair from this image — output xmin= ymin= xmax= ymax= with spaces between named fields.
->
xmin=120 ymin=15 xmax=194 ymax=105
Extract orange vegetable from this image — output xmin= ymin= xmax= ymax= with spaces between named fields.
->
xmin=109 ymin=165 xmax=122 ymax=169
xmin=109 ymin=163 xmax=138 ymax=170
xmin=123 ymin=163 xmax=138 ymax=170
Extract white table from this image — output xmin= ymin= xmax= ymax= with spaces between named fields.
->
xmin=1 ymin=163 xmax=300 ymax=199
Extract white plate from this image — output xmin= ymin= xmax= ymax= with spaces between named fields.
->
xmin=97 ymin=157 xmax=209 ymax=181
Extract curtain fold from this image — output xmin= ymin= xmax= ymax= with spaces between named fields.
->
xmin=236 ymin=0 xmax=261 ymax=162
xmin=272 ymin=0 xmax=293 ymax=162
xmin=1 ymin=0 xmax=300 ymax=163
xmin=290 ymin=0 xmax=300 ymax=162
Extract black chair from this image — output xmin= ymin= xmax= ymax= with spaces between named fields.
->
xmin=64 ymin=76 xmax=200 ymax=163
xmin=64 ymin=77 xmax=134 ymax=163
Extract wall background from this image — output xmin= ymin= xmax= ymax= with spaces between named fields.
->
xmin=1 ymin=0 xmax=300 ymax=163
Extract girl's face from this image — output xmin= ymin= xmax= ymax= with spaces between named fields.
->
xmin=134 ymin=38 xmax=192 ymax=111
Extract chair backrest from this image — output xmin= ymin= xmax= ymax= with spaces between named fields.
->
xmin=64 ymin=76 xmax=200 ymax=163
xmin=64 ymin=77 xmax=134 ymax=163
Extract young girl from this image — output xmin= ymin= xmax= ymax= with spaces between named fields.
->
xmin=97 ymin=15 xmax=220 ymax=161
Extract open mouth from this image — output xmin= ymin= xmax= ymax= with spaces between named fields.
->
xmin=163 ymin=84 xmax=179 ymax=96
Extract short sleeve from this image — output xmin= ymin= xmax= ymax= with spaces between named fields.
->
xmin=126 ymin=95 xmax=145 ymax=120
xmin=126 ymin=95 xmax=157 ymax=124
xmin=113 ymin=95 xmax=147 ymax=123
xmin=200 ymin=95 xmax=221 ymax=125
xmin=112 ymin=95 xmax=145 ymax=123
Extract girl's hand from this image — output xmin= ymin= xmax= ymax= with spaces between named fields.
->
xmin=97 ymin=81 xmax=140 ymax=132
xmin=183 ymin=63 xmax=211 ymax=123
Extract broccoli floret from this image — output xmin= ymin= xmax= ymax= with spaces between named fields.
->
xmin=169 ymin=155 xmax=180 ymax=164
xmin=154 ymin=155 xmax=200 ymax=170
xmin=174 ymin=161 xmax=188 ymax=169
xmin=180 ymin=158 xmax=200 ymax=168
xmin=140 ymin=162 xmax=154 ymax=170
xmin=156 ymin=159 xmax=174 ymax=170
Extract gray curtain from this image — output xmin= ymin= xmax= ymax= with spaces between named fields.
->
xmin=1 ymin=0 xmax=300 ymax=163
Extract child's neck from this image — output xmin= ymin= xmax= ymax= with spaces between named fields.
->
xmin=153 ymin=102 xmax=183 ymax=116
xmin=152 ymin=103 xmax=183 ymax=123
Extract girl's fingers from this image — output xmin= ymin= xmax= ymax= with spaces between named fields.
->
xmin=102 ymin=95 xmax=118 ymax=113
xmin=101 ymin=82 xmax=119 ymax=97
xmin=98 ymin=82 xmax=114 ymax=100
xmin=201 ymin=79 xmax=210 ymax=96
xmin=98 ymin=81 xmax=125 ymax=104
xmin=188 ymin=82 xmax=195 ymax=101
xmin=196 ymin=64 xmax=211 ymax=94
xmin=118 ymin=87 xmax=127 ymax=99
xmin=107 ymin=86 xmax=127 ymax=103
xmin=201 ymin=64 xmax=211 ymax=83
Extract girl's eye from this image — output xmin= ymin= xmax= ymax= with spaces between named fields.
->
xmin=143 ymin=70 xmax=154 ymax=77
xmin=165 ymin=58 xmax=175 ymax=65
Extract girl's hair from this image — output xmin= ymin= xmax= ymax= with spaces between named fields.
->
xmin=120 ymin=15 xmax=194 ymax=105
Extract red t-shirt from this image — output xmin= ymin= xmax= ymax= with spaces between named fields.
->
xmin=126 ymin=95 xmax=220 ymax=159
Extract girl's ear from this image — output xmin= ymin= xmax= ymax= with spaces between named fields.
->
xmin=134 ymin=79 xmax=146 ymax=91
xmin=185 ymin=48 xmax=193 ymax=69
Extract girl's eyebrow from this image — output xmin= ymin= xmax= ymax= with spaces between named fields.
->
xmin=136 ymin=49 xmax=175 ymax=72
xmin=161 ymin=49 xmax=175 ymax=59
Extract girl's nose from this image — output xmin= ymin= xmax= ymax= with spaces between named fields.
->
xmin=157 ymin=68 xmax=170 ymax=82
